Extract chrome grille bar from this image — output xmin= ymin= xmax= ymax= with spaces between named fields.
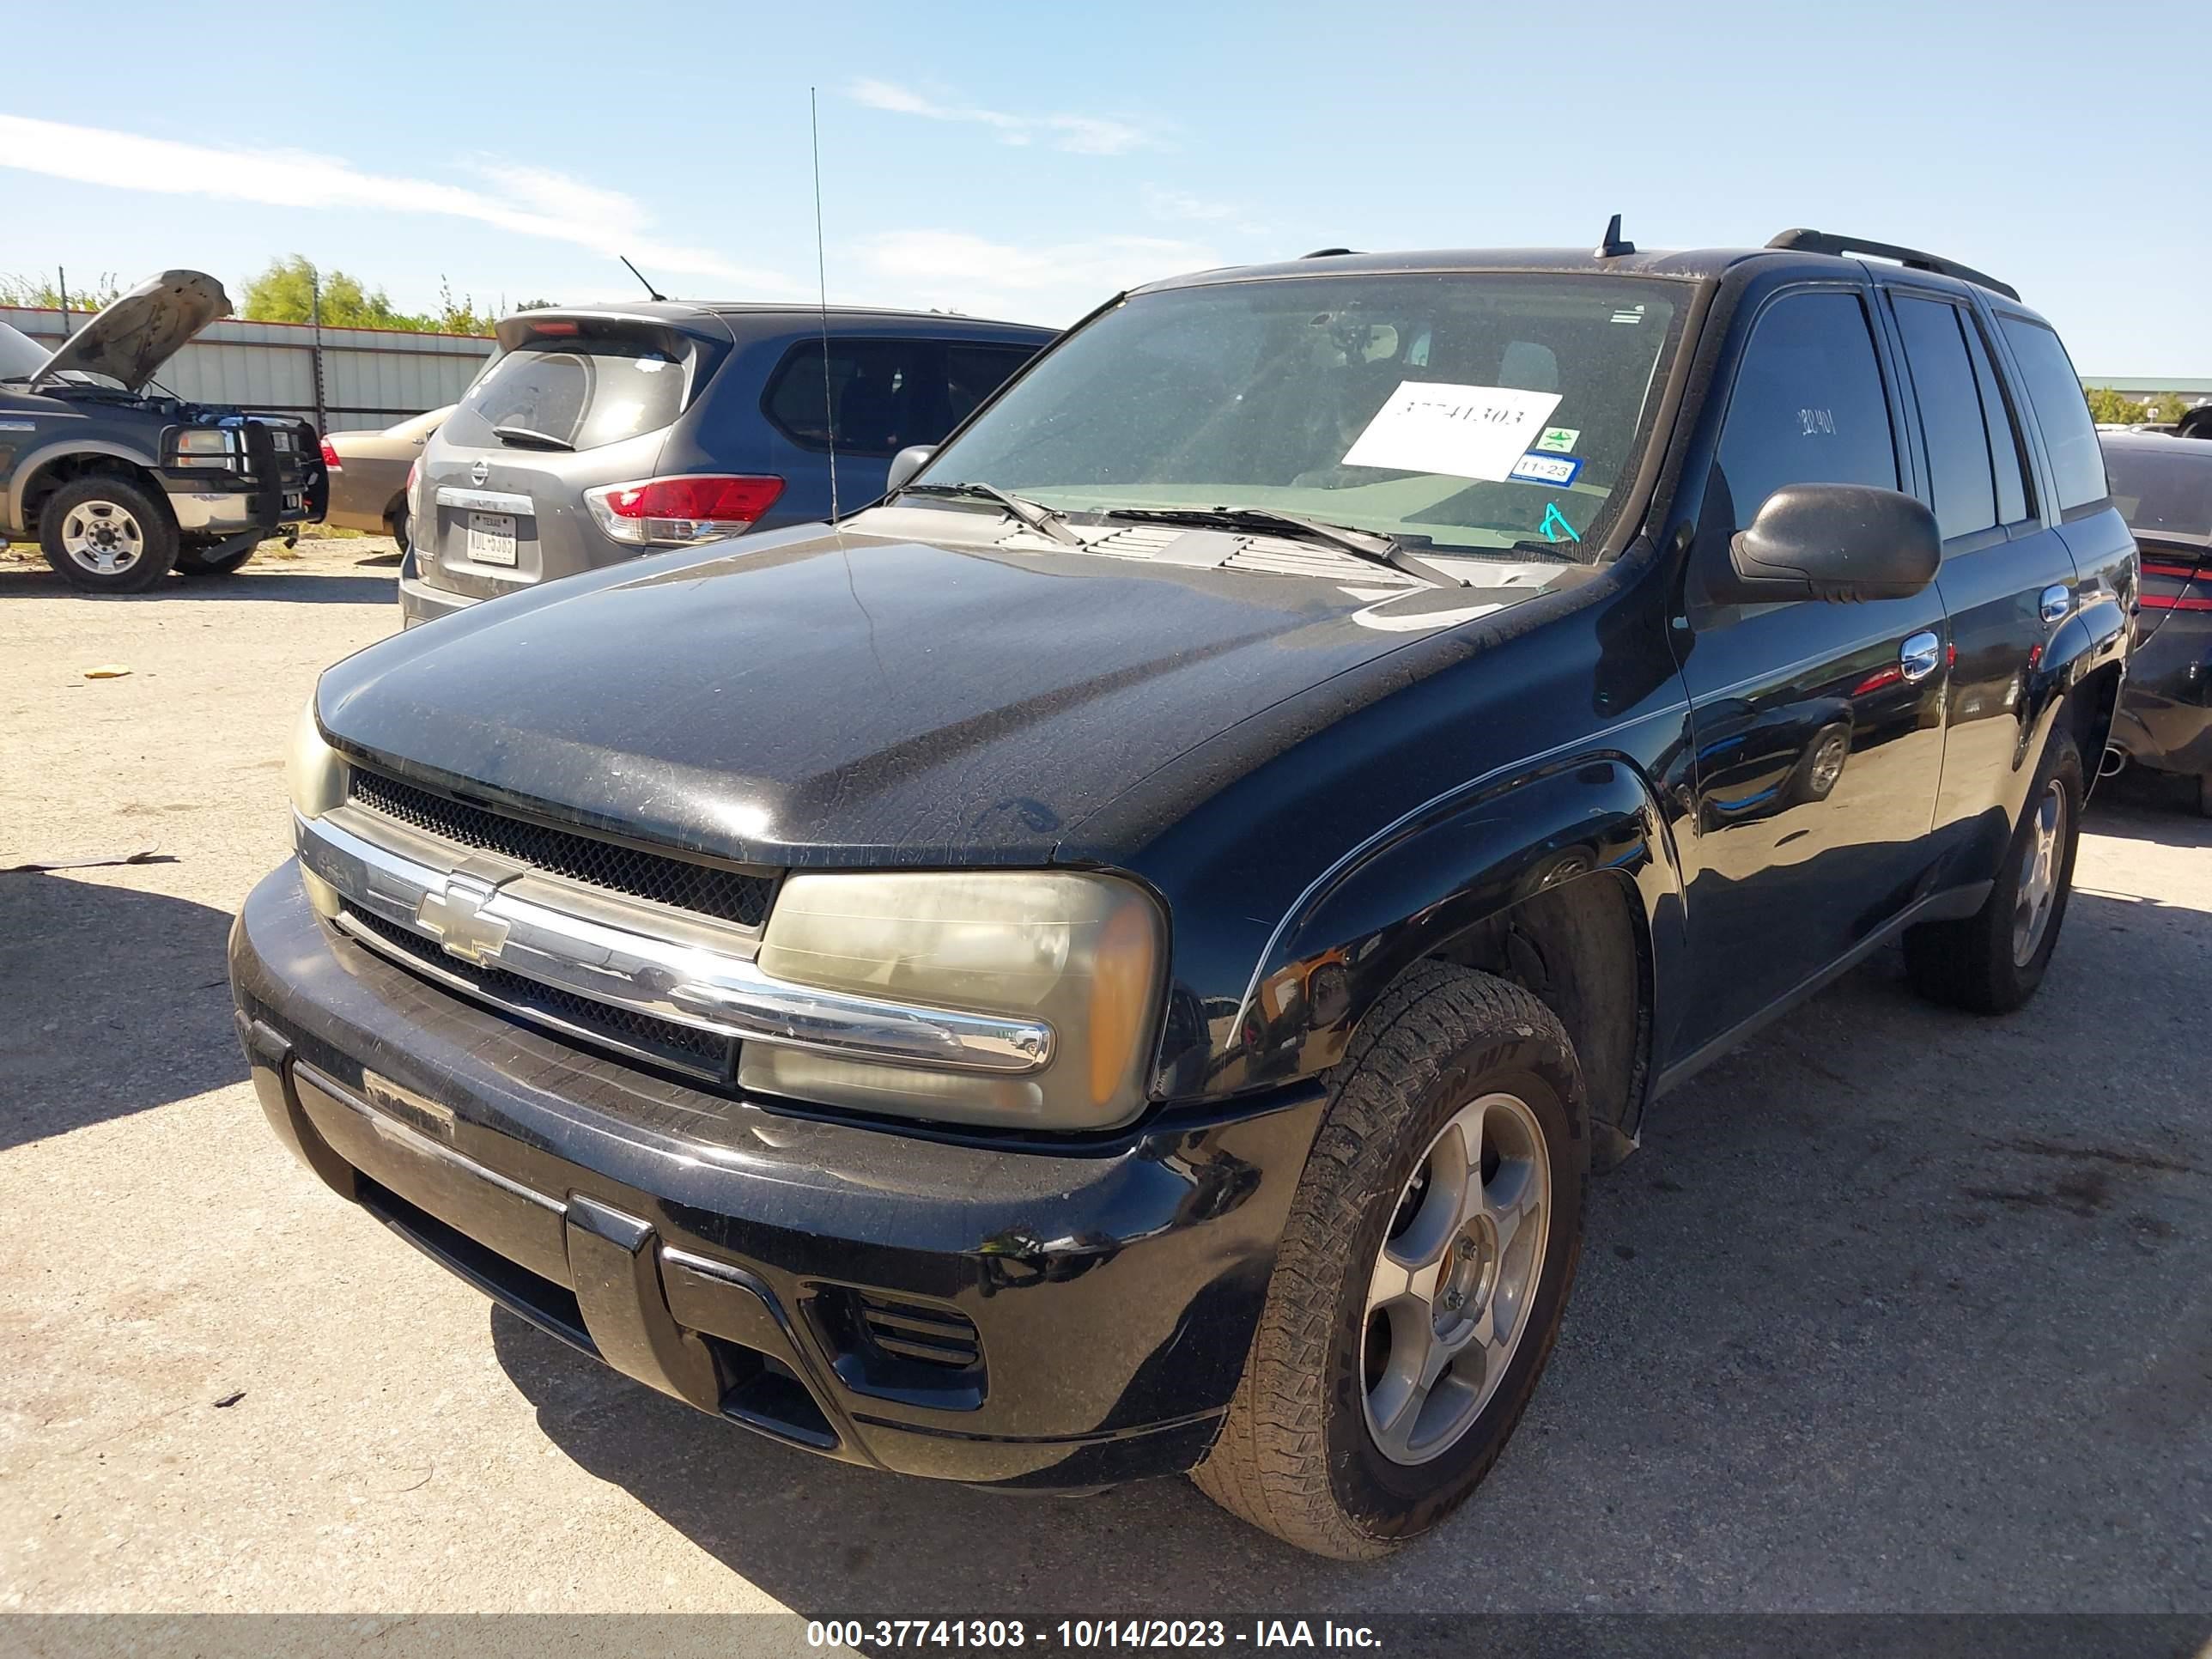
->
xmin=295 ymin=811 xmax=1054 ymax=1076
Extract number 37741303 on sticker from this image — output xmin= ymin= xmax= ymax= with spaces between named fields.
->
xmin=1341 ymin=381 xmax=1564 ymax=482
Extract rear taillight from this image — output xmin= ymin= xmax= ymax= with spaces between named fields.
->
xmin=2141 ymin=557 xmax=2212 ymax=612
xmin=582 ymin=475 xmax=785 ymax=547
xmin=319 ymin=437 xmax=343 ymax=471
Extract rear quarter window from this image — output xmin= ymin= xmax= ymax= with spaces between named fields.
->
xmin=441 ymin=337 xmax=688 ymax=452
xmin=1997 ymin=316 xmax=2106 ymax=512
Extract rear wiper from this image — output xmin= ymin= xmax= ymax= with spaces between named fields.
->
xmin=492 ymin=424 xmax=574 ymax=452
xmin=900 ymin=480 xmax=1083 ymax=546
xmin=1103 ymin=506 xmax=1468 ymax=588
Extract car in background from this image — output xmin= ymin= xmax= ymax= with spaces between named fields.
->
xmin=324 ymin=405 xmax=449 ymax=545
xmin=2104 ymin=430 xmax=2212 ymax=813
xmin=2177 ymin=403 xmax=2212 ymax=442
xmin=398 ymin=304 xmax=1054 ymax=626
xmin=1 ymin=270 xmax=325 ymax=592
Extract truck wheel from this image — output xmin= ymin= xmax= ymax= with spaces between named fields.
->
xmin=40 ymin=476 xmax=179 ymax=593
xmin=173 ymin=543 xmax=257 ymax=577
xmin=1193 ymin=962 xmax=1587 ymax=1559
xmin=386 ymin=500 xmax=410 ymax=552
xmin=2198 ymin=775 xmax=2212 ymax=820
xmin=1904 ymin=729 xmax=2083 ymax=1013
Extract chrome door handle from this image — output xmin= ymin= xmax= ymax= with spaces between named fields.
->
xmin=1899 ymin=630 xmax=1942 ymax=684
xmin=2039 ymin=583 xmax=2073 ymax=625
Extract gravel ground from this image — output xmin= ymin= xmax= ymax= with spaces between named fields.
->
xmin=1 ymin=545 xmax=2207 ymax=1621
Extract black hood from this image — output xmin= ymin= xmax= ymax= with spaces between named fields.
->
xmin=319 ymin=519 xmax=1553 ymax=868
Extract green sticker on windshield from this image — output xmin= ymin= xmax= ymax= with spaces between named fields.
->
xmin=1536 ymin=427 xmax=1579 ymax=453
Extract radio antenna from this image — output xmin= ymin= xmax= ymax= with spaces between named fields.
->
xmin=811 ymin=86 xmax=841 ymax=527
xmin=619 ymin=256 xmax=665 ymax=301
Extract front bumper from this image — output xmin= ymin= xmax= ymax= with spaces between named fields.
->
xmin=229 ymin=864 xmax=1322 ymax=1489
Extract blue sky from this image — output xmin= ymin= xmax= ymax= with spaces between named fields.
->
xmin=0 ymin=0 xmax=2201 ymax=374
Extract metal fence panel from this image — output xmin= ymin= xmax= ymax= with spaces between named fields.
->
xmin=0 ymin=306 xmax=495 ymax=434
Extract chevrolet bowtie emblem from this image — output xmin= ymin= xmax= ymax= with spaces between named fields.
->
xmin=416 ymin=873 xmax=509 ymax=965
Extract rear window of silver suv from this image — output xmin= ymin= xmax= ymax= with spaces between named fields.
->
xmin=442 ymin=337 xmax=688 ymax=452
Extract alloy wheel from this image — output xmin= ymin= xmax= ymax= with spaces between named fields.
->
xmin=1362 ymin=1091 xmax=1551 ymax=1466
xmin=60 ymin=501 xmax=147 ymax=575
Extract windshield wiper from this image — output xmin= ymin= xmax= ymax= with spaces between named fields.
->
xmin=492 ymin=423 xmax=574 ymax=452
xmin=1102 ymin=506 xmax=1468 ymax=588
xmin=900 ymin=480 xmax=1084 ymax=546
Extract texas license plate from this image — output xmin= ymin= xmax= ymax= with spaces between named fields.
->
xmin=465 ymin=511 xmax=517 ymax=566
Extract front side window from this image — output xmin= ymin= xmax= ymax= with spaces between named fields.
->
xmin=914 ymin=272 xmax=1687 ymax=561
xmin=1710 ymin=290 xmax=1898 ymax=537
xmin=1998 ymin=316 xmax=2106 ymax=512
xmin=441 ymin=336 xmax=687 ymax=452
xmin=1893 ymin=295 xmax=1997 ymax=542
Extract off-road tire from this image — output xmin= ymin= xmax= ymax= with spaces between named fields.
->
xmin=386 ymin=500 xmax=410 ymax=553
xmin=173 ymin=542 xmax=257 ymax=577
xmin=1192 ymin=962 xmax=1588 ymax=1559
xmin=39 ymin=475 xmax=179 ymax=593
xmin=1904 ymin=727 xmax=2083 ymax=1013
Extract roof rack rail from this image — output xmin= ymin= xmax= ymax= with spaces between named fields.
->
xmin=1765 ymin=228 xmax=2019 ymax=301
xmin=1301 ymin=247 xmax=1358 ymax=258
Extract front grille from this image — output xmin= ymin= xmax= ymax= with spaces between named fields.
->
xmin=350 ymin=769 xmax=775 ymax=928
xmin=343 ymin=902 xmax=736 ymax=1082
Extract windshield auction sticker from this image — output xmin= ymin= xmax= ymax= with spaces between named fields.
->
xmin=1342 ymin=382 xmax=1564 ymax=481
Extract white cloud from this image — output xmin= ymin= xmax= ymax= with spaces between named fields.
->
xmin=847 ymin=79 xmax=1158 ymax=156
xmin=0 ymin=114 xmax=799 ymax=291
xmin=1143 ymin=185 xmax=1268 ymax=234
xmin=854 ymin=228 xmax=1220 ymax=325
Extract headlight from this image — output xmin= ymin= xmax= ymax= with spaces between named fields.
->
xmin=171 ymin=428 xmax=240 ymax=469
xmin=285 ymin=694 xmax=348 ymax=818
xmin=742 ymin=871 xmax=1165 ymax=1131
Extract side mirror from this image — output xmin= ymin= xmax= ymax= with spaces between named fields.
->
xmin=1714 ymin=483 xmax=1940 ymax=605
xmin=884 ymin=444 xmax=936 ymax=499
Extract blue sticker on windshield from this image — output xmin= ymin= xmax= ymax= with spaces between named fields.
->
xmin=1539 ymin=501 xmax=1581 ymax=544
xmin=1509 ymin=453 xmax=1583 ymax=488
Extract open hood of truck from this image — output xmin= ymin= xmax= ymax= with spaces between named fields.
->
xmin=34 ymin=270 xmax=230 ymax=391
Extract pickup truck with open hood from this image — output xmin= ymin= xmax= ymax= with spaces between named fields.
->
xmin=1 ymin=270 xmax=326 ymax=592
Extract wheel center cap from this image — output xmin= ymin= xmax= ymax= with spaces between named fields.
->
xmin=1437 ymin=1214 xmax=1500 ymax=1327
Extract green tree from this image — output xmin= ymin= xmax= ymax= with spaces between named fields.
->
xmin=2083 ymin=386 xmax=2150 ymax=425
xmin=241 ymin=255 xmax=427 ymax=330
xmin=0 ymin=272 xmax=125 ymax=312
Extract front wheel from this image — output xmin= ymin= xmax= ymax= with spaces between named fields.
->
xmin=39 ymin=476 xmax=179 ymax=592
xmin=1904 ymin=728 xmax=2083 ymax=1013
xmin=1193 ymin=963 xmax=1587 ymax=1558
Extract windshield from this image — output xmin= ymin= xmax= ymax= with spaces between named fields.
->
xmin=914 ymin=271 xmax=1686 ymax=561
xmin=2105 ymin=443 xmax=2212 ymax=541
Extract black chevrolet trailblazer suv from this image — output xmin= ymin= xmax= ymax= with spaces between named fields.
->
xmin=231 ymin=226 xmax=2134 ymax=1558
xmin=2 ymin=270 xmax=325 ymax=592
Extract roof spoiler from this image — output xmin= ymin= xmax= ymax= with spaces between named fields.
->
xmin=1765 ymin=228 xmax=2019 ymax=301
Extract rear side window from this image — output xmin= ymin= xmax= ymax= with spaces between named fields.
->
xmin=1712 ymin=290 xmax=1898 ymax=536
xmin=1893 ymin=295 xmax=1996 ymax=542
xmin=442 ymin=337 xmax=687 ymax=452
xmin=1998 ymin=316 xmax=2106 ymax=512
xmin=2104 ymin=445 xmax=2212 ymax=538
xmin=763 ymin=338 xmax=1033 ymax=458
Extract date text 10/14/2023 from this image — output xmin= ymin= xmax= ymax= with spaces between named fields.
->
xmin=805 ymin=1621 xmax=1384 ymax=1650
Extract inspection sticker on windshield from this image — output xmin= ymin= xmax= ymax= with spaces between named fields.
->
xmin=1509 ymin=453 xmax=1583 ymax=487
xmin=1342 ymin=382 xmax=1563 ymax=481
xmin=1536 ymin=427 xmax=1578 ymax=453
